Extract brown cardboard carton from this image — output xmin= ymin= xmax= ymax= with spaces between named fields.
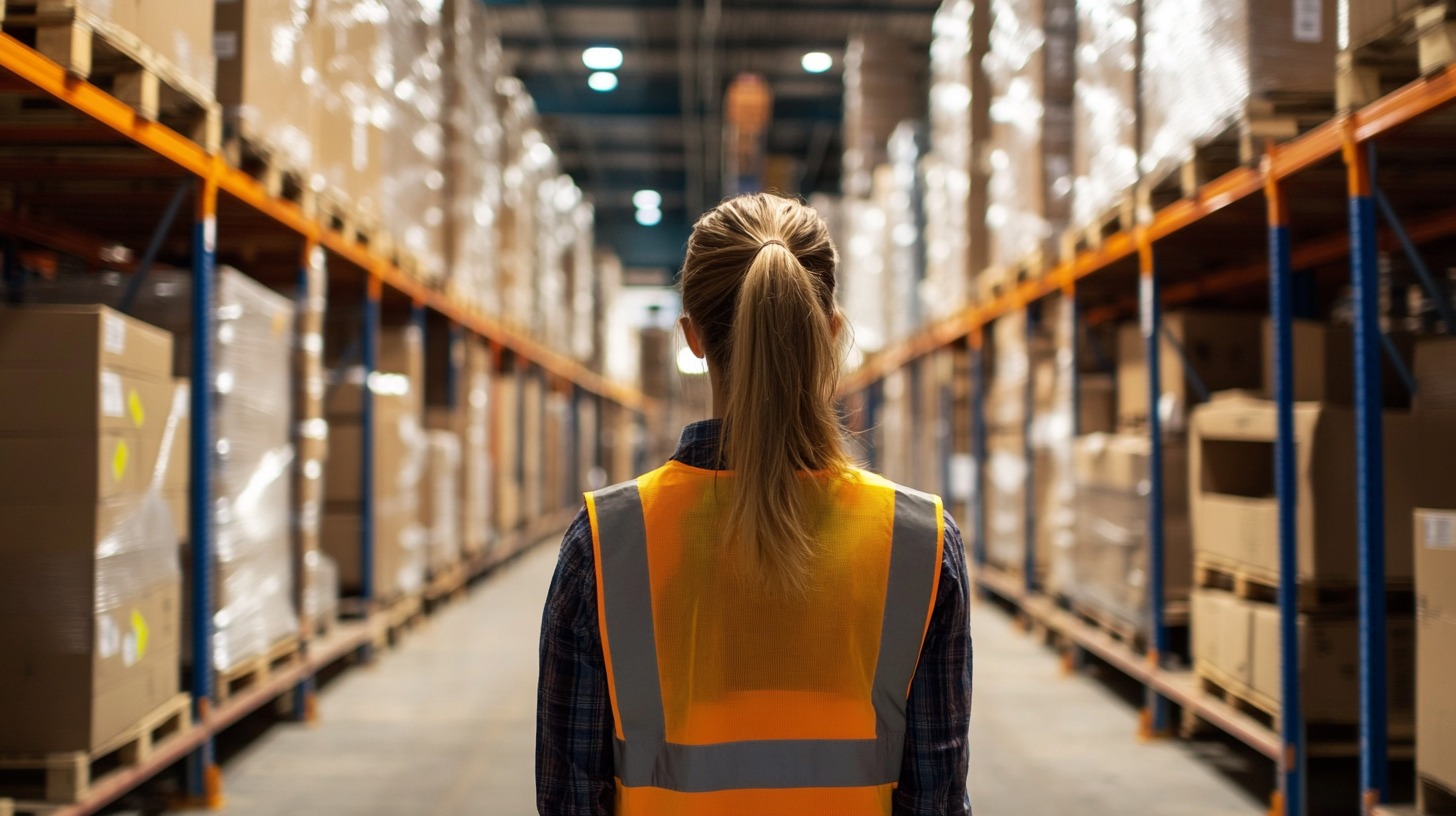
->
xmin=1346 ymin=0 xmax=1425 ymax=45
xmin=213 ymin=0 xmax=318 ymax=171
xmin=1189 ymin=395 xmax=1455 ymax=584
xmin=1262 ymin=319 xmax=1414 ymax=407
xmin=1415 ymin=336 xmax=1456 ymax=412
xmin=1417 ymin=509 xmax=1456 ymax=794
xmin=1079 ymin=374 xmax=1116 ymax=434
xmin=1117 ymin=311 xmax=1265 ymax=431
xmin=460 ymin=336 xmax=493 ymax=556
xmin=0 ymin=500 xmax=181 ymax=753
xmin=494 ymin=370 xmax=522 ymax=532
xmin=0 ymin=305 xmax=173 ymax=378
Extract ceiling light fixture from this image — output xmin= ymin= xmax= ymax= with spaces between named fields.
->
xmin=582 ymin=46 xmax=624 ymax=71
xmin=635 ymin=207 xmax=663 ymax=227
xmin=801 ymin=51 xmax=833 ymax=74
xmin=587 ymin=71 xmax=619 ymax=92
xmin=632 ymin=189 xmax=662 ymax=210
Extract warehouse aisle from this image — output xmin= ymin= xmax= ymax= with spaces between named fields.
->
xmin=172 ymin=543 xmax=1265 ymax=816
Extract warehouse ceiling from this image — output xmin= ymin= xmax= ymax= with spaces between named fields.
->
xmin=485 ymin=0 xmax=936 ymax=282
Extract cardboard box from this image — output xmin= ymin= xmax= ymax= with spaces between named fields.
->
xmin=1117 ymin=311 xmax=1265 ymax=431
xmin=213 ymin=0 xmax=318 ymax=171
xmin=1417 ymin=509 xmax=1456 ymax=794
xmin=1415 ymin=336 xmax=1456 ymax=412
xmin=1189 ymin=394 xmax=1456 ymax=584
xmin=460 ymin=336 xmax=493 ymax=556
xmin=984 ymin=431 xmax=1055 ymax=575
xmin=1262 ymin=319 xmax=1414 ymax=407
xmin=1346 ymin=0 xmax=1425 ymax=45
xmin=1079 ymin=374 xmax=1116 ymax=434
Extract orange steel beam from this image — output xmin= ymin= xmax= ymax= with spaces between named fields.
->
xmin=0 ymin=32 xmax=649 ymax=411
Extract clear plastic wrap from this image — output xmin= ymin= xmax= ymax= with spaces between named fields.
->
xmin=1072 ymin=0 xmax=1140 ymax=229
xmin=461 ymin=336 xmax=494 ymax=557
xmin=312 ymin=0 xmax=388 ymax=227
xmin=423 ymin=430 xmax=462 ymax=576
xmin=63 ymin=1 xmax=216 ymax=92
xmin=1038 ymin=298 xmax=1076 ymax=594
xmin=1140 ymin=0 xmax=1336 ymax=186
xmin=444 ymin=0 xmax=505 ymax=314
xmin=983 ymin=0 xmax=1075 ymax=270
xmin=842 ymin=33 xmax=927 ymax=199
xmin=838 ymin=196 xmax=891 ymax=354
xmin=886 ymin=121 xmax=928 ymax=342
xmin=382 ymin=0 xmax=448 ymax=283
xmin=303 ymin=549 xmax=340 ymax=630
xmin=216 ymin=0 xmax=318 ymax=174
xmin=498 ymin=78 xmax=557 ymax=335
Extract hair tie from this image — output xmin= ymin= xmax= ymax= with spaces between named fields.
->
xmin=752 ymin=239 xmax=788 ymax=260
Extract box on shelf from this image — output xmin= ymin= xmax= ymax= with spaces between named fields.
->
xmin=310 ymin=0 xmax=386 ymax=228
xmin=984 ymin=431 xmax=1055 ymax=577
xmin=421 ymin=428 xmax=462 ymax=576
xmin=1263 ymin=319 xmax=1414 ymax=408
xmin=47 ymin=0 xmax=216 ymax=93
xmin=1415 ymin=336 xmax=1456 ymax=412
xmin=1072 ymin=0 xmax=1142 ymax=233
xmin=1116 ymin=311 xmax=1264 ymax=431
xmin=1064 ymin=432 xmax=1191 ymax=631
xmin=1345 ymin=0 xmax=1426 ymax=47
xmin=1416 ymin=509 xmax=1456 ymax=797
xmin=443 ymin=0 xmax=505 ymax=314
xmin=1190 ymin=394 xmax=1456 ymax=585
xmin=1140 ymin=0 xmax=1337 ymax=188
xmin=0 ymin=306 xmax=183 ymax=754
xmin=460 ymin=336 xmax=494 ymax=557
xmin=381 ymin=1 xmax=447 ymax=284
xmin=842 ymin=32 xmax=928 ymax=199
xmin=1079 ymin=373 xmax=1117 ymax=434
xmin=983 ymin=0 xmax=1076 ymax=272
xmin=1192 ymin=588 xmax=1414 ymax=725
xmin=214 ymin=0 xmax=318 ymax=173
xmin=493 ymin=366 xmax=523 ymax=533
xmin=522 ymin=372 xmax=545 ymax=519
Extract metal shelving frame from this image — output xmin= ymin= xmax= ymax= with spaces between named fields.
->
xmin=840 ymin=63 xmax=1456 ymax=816
xmin=0 ymin=31 xmax=650 ymax=815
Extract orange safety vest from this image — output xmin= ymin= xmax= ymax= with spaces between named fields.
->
xmin=585 ymin=460 xmax=945 ymax=815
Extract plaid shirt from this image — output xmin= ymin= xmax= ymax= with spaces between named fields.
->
xmin=536 ymin=420 xmax=973 ymax=815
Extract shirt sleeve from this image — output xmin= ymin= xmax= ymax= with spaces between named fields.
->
xmin=536 ymin=508 xmax=615 ymax=816
xmin=894 ymin=511 xmax=973 ymax=816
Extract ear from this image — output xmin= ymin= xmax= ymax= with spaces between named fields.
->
xmin=680 ymin=315 xmax=706 ymax=359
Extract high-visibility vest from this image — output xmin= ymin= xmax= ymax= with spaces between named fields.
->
xmin=585 ymin=461 xmax=945 ymax=815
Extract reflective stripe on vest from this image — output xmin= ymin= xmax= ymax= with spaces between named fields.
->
xmin=587 ymin=468 xmax=943 ymax=799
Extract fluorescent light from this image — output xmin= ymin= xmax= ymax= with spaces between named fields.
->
xmin=632 ymin=189 xmax=662 ymax=210
xmin=582 ymin=46 xmax=624 ymax=71
xmin=676 ymin=346 xmax=709 ymax=375
xmin=587 ymin=71 xmax=619 ymax=92
xmin=635 ymin=207 xmax=663 ymax=227
xmin=801 ymin=51 xmax=833 ymax=74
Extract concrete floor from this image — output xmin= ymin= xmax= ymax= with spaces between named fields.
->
xmin=172 ymin=543 xmax=1267 ymax=816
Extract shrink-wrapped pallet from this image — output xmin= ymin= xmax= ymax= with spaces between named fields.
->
xmin=842 ymin=33 xmax=928 ymax=199
xmin=1072 ymin=0 xmax=1140 ymax=230
xmin=444 ymin=0 xmax=505 ymax=313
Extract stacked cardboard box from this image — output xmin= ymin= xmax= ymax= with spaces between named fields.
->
xmin=1140 ymin=0 xmax=1336 ymax=188
xmin=421 ymin=426 xmax=462 ymax=577
xmin=461 ymin=336 xmax=494 ymax=559
xmin=382 ymin=1 xmax=448 ymax=284
xmin=296 ymin=247 xmax=331 ymax=637
xmin=1072 ymin=0 xmax=1141 ymax=232
xmin=922 ymin=0 xmax=991 ymax=320
xmin=1416 ymin=509 xmax=1456 ymax=807
xmin=522 ymin=371 xmax=545 ymax=521
xmin=0 ymin=306 xmax=184 ymax=753
xmin=321 ymin=326 xmax=427 ymax=602
xmin=1116 ymin=311 xmax=1265 ymax=432
xmin=842 ymin=33 xmax=928 ymax=200
xmin=48 ymin=0 xmax=215 ymax=91
xmin=885 ymin=123 xmax=929 ymax=344
xmin=983 ymin=0 xmax=1076 ymax=273
xmin=493 ymin=362 xmax=523 ymax=536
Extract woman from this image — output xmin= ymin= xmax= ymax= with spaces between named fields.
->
xmin=537 ymin=193 xmax=972 ymax=815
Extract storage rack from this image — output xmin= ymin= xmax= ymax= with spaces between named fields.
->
xmin=839 ymin=65 xmax=1456 ymax=816
xmin=0 ymin=31 xmax=652 ymax=815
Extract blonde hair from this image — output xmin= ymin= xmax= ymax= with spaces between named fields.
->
xmin=680 ymin=192 xmax=852 ymax=594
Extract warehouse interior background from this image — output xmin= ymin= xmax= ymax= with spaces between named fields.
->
xmin=1 ymin=0 xmax=1455 ymax=814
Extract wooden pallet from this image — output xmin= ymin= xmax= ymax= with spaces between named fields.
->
xmin=1193 ymin=660 xmax=1416 ymax=745
xmin=222 ymin=130 xmax=317 ymax=218
xmin=1338 ymin=1 xmax=1456 ymax=111
xmin=1137 ymin=93 xmax=1333 ymax=214
xmin=423 ymin=560 xmax=468 ymax=609
xmin=0 ymin=1 xmax=220 ymax=151
xmin=0 ymin=799 xmax=61 ymax=816
xmin=1421 ymin=773 xmax=1456 ymax=815
xmin=0 ymin=693 xmax=191 ymax=804
xmin=1194 ymin=557 xmax=1414 ymax=611
xmin=215 ymin=634 xmax=303 ymax=705
xmin=1060 ymin=193 xmax=1138 ymax=263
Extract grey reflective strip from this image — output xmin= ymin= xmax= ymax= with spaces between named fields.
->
xmin=613 ymin=734 xmax=902 ymax=791
xmin=591 ymin=481 xmax=666 ymax=741
xmin=598 ymin=480 xmax=942 ymax=792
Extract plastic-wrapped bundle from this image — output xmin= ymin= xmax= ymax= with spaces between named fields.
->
xmin=569 ymin=202 xmax=598 ymax=362
xmin=1037 ymin=298 xmax=1077 ymax=594
xmin=843 ymin=33 xmax=928 ymax=199
xmin=303 ymin=550 xmax=340 ymax=631
xmin=216 ymin=1 xmax=319 ymax=183
xmin=1066 ymin=433 xmax=1191 ymax=631
xmin=1072 ymin=0 xmax=1140 ymax=229
xmin=1140 ymin=0 xmax=1336 ymax=186
xmin=837 ymin=197 xmax=891 ymax=354
xmin=886 ymin=121 xmax=928 ymax=342
xmin=383 ymin=0 xmax=448 ymax=283
xmin=311 ymin=0 xmax=387 ymax=228
xmin=461 ymin=336 xmax=494 ymax=558
xmin=498 ymin=79 xmax=557 ymax=334
xmin=443 ymin=0 xmax=505 ymax=314
xmin=983 ymin=0 xmax=1076 ymax=270
xmin=423 ymin=430 xmax=462 ymax=576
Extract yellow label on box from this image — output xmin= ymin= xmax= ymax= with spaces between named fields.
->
xmin=112 ymin=440 xmax=129 ymax=482
xmin=131 ymin=608 xmax=149 ymax=662
xmin=128 ymin=389 xmax=145 ymax=427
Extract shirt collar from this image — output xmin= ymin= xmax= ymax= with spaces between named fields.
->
xmin=671 ymin=419 xmax=728 ymax=470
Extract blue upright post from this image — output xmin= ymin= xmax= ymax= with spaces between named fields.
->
xmin=1023 ymin=308 xmax=1038 ymax=596
xmin=1139 ymin=235 xmax=1172 ymax=737
xmin=970 ymin=330 xmax=988 ymax=572
xmin=291 ymin=238 xmax=322 ymax=724
xmin=1267 ymin=163 xmax=1306 ymax=816
xmin=186 ymin=177 xmax=222 ymax=805
xmin=1348 ymin=139 xmax=1389 ymax=814
xmin=360 ymin=279 xmax=380 ymax=611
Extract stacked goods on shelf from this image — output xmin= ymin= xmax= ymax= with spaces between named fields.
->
xmin=0 ymin=307 xmax=185 ymax=754
xmin=1415 ymin=508 xmax=1456 ymax=810
xmin=322 ymin=325 xmax=427 ymax=604
xmin=296 ymin=248 xmax=336 ymax=637
xmin=492 ymin=359 xmax=523 ymax=538
xmin=577 ymin=395 xmax=601 ymax=495
xmin=594 ymin=250 xmax=634 ymax=383
xmin=497 ymin=79 xmax=550 ymax=337
xmin=461 ymin=336 xmax=494 ymax=560
xmin=838 ymin=192 xmax=893 ymax=354
xmin=946 ymin=345 xmax=975 ymax=524
xmin=1337 ymin=0 xmax=1455 ymax=110
xmin=1071 ymin=0 xmax=1140 ymax=239
xmin=878 ymin=369 xmax=912 ymax=484
xmin=567 ymin=204 xmax=599 ymax=365
xmin=1139 ymin=0 xmax=1335 ymax=194
xmin=522 ymin=371 xmax=546 ymax=522
xmin=1187 ymin=321 xmax=1456 ymax=731
xmin=981 ymin=0 xmax=1075 ymax=284
xmin=886 ymin=123 xmax=929 ymax=344
xmin=120 ymin=270 xmax=300 ymax=675
xmin=842 ymin=33 xmax=929 ymax=200
xmin=1115 ymin=311 xmax=1264 ymax=432
xmin=420 ymin=425 xmax=462 ymax=578
xmin=544 ymin=389 xmax=569 ymax=516
xmin=922 ymin=0 xmax=991 ymax=320
xmin=309 ymin=0 xmax=383 ymax=232
xmin=533 ymin=180 xmax=594 ymax=355
xmin=442 ymin=0 xmax=505 ymax=314
xmin=1036 ymin=298 xmax=1076 ymax=595
xmin=382 ymin=2 xmax=447 ymax=285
